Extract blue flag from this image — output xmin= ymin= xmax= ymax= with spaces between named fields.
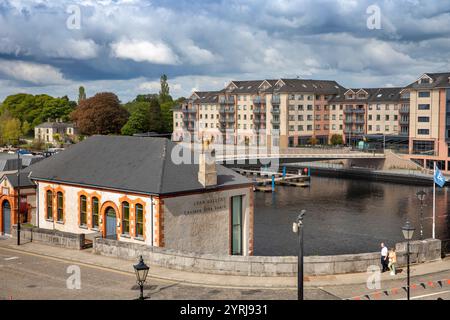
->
xmin=434 ymin=167 xmax=446 ymax=187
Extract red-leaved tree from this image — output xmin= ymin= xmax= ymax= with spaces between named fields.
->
xmin=71 ymin=92 xmax=129 ymax=135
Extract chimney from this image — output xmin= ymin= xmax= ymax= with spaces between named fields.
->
xmin=198 ymin=138 xmax=217 ymax=187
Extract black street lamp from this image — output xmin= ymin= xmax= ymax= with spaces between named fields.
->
xmin=292 ymin=209 xmax=306 ymax=300
xmin=133 ymin=255 xmax=149 ymax=300
xmin=402 ymin=220 xmax=415 ymax=301
xmin=416 ymin=190 xmax=426 ymax=240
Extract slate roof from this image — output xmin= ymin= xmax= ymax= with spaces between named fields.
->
xmin=191 ymin=91 xmax=221 ymax=103
xmin=27 ymin=135 xmax=251 ymax=196
xmin=35 ymin=122 xmax=75 ymax=129
xmin=223 ymin=79 xmax=345 ymax=94
xmin=1 ymin=172 xmax=35 ymax=188
xmin=404 ymin=72 xmax=450 ymax=90
xmin=329 ymin=87 xmax=407 ymax=103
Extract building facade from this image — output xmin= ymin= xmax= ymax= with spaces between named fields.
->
xmin=173 ymin=79 xmax=346 ymax=149
xmin=402 ymin=73 xmax=450 ymax=171
xmin=28 ymin=135 xmax=255 ymax=256
xmin=0 ymin=173 xmax=36 ymax=236
xmin=34 ymin=120 xmax=78 ymax=146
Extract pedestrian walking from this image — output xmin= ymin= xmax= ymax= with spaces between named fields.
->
xmin=388 ymin=247 xmax=397 ymax=275
xmin=380 ymin=243 xmax=389 ymax=272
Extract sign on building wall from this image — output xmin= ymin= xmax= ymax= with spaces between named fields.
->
xmin=183 ymin=197 xmax=227 ymax=215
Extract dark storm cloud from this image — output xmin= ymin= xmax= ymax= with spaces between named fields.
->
xmin=0 ymin=0 xmax=449 ymax=101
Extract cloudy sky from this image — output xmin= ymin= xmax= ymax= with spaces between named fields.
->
xmin=0 ymin=0 xmax=449 ymax=102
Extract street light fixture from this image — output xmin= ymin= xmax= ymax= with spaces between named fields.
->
xmin=292 ymin=209 xmax=306 ymax=301
xmin=416 ymin=190 xmax=426 ymax=240
xmin=402 ymin=220 xmax=415 ymax=301
xmin=133 ymin=255 xmax=149 ymax=300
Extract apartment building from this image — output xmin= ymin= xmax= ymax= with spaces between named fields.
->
xmin=174 ymin=78 xmax=346 ymax=148
xmin=402 ymin=72 xmax=450 ymax=171
xmin=329 ymin=87 xmax=409 ymax=145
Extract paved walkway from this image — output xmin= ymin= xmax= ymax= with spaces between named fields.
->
xmin=1 ymin=238 xmax=449 ymax=290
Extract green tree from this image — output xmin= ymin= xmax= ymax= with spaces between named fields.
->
xmin=159 ymin=74 xmax=172 ymax=104
xmin=0 ymin=116 xmax=22 ymax=145
xmin=0 ymin=93 xmax=75 ymax=128
xmin=330 ymin=134 xmax=343 ymax=146
xmin=148 ymin=97 xmax=163 ymax=133
xmin=78 ymin=86 xmax=86 ymax=104
xmin=121 ymin=103 xmax=150 ymax=135
xmin=70 ymin=92 xmax=129 ymax=135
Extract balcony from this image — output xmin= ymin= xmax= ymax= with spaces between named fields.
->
xmin=219 ymin=106 xmax=235 ymax=114
xmin=343 ymin=108 xmax=354 ymax=114
xmin=271 ymin=95 xmax=281 ymax=105
xmin=400 ymin=107 xmax=409 ymax=114
xmin=226 ymin=118 xmax=235 ymax=123
xmin=354 ymin=119 xmax=365 ymax=124
xmin=344 ymin=118 xmax=353 ymax=124
xmin=253 ymin=107 xmax=266 ymax=114
xmin=182 ymin=108 xmax=197 ymax=114
xmin=354 ymin=109 xmax=365 ymax=114
xmin=399 ymin=118 xmax=409 ymax=125
xmin=271 ymin=118 xmax=280 ymax=125
xmin=253 ymin=117 xmax=266 ymax=124
xmin=253 ymin=96 xmax=265 ymax=104
xmin=219 ymin=96 xmax=235 ymax=105
xmin=271 ymin=107 xmax=280 ymax=115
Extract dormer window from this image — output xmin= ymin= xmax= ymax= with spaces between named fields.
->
xmin=419 ymin=75 xmax=432 ymax=84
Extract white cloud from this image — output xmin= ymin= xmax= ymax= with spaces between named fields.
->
xmin=0 ymin=59 xmax=67 ymax=85
xmin=179 ymin=42 xmax=219 ymax=65
xmin=110 ymin=39 xmax=179 ymax=65
xmin=42 ymin=39 xmax=100 ymax=60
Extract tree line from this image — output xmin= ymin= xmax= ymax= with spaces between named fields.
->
xmin=0 ymin=75 xmax=184 ymax=145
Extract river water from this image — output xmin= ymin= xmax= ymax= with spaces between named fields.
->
xmin=253 ymin=176 xmax=450 ymax=256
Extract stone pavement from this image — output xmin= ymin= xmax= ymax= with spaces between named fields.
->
xmin=1 ymin=237 xmax=449 ymax=290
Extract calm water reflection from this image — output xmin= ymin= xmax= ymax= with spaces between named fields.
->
xmin=254 ymin=176 xmax=450 ymax=256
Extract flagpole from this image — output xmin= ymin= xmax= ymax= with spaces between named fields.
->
xmin=433 ymin=162 xmax=436 ymax=239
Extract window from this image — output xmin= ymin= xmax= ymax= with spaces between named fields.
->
xmin=122 ymin=202 xmax=130 ymax=235
xmin=57 ymin=192 xmax=64 ymax=222
xmin=46 ymin=190 xmax=53 ymax=220
xmin=418 ymin=116 xmax=430 ymax=122
xmin=92 ymin=197 xmax=99 ymax=228
xmin=413 ymin=140 xmax=434 ymax=155
xmin=80 ymin=195 xmax=87 ymax=226
xmin=136 ymin=204 xmax=144 ymax=238
xmin=418 ymin=129 xmax=430 ymax=135
xmin=418 ymin=91 xmax=430 ymax=98
xmin=418 ymin=104 xmax=430 ymax=110
xmin=385 ymin=115 xmax=389 ymax=121
xmin=231 ymin=195 xmax=243 ymax=255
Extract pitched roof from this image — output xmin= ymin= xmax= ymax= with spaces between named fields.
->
xmin=329 ymin=87 xmax=407 ymax=103
xmin=27 ymin=135 xmax=251 ymax=196
xmin=1 ymin=172 xmax=35 ymax=188
xmin=404 ymin=72 xmax=450 ymax=90
xmin=191 ymin=91 xmax=221 ymax=103
xmin=35 ymin=122 xmax=75 ymax=129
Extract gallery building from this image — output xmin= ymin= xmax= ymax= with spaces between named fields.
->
xmin=27 ymin=135 xmax=255 ymax=255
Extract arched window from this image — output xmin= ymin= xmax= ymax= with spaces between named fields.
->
xmin=92 ymin=197 xmax=99 ymax=228
xmin=135 ymin=204 xmax=143 ymax=238
xmin=122 ymin=202 xmax=130 ymax=235
xmin=80 ymin=195 xmax=87 ymax=226
xmin=57 ymin=192 xmax=64 ymax=222
xmin=46 ymin=190 xmax=53 ymax=220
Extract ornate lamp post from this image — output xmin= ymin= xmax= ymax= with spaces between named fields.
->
xmin=133 ymin=255 xmax=149 ymax=300
xmin=416 ymin=190 xmax=426 ymax=240
xmin=402 ymin=220 xmax=415 ymax=300
xmin=292 ymin=209 xmax=306 ymax=300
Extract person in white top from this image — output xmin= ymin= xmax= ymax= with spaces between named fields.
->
xmin=380 ymin=243 xmax=389 ymax=272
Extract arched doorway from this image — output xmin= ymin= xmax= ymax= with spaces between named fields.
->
xmin=105 ymin=207 xmax=117 ymax=239
xmin=2 ymin=200 xmax=11 ymax=236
